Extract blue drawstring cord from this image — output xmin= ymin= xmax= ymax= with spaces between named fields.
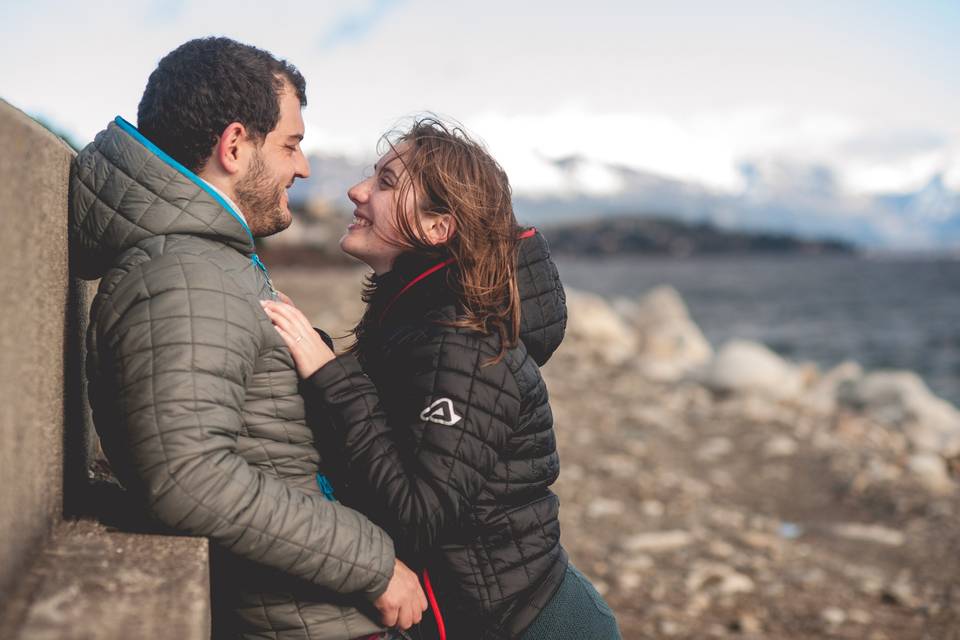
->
xmin=316 ymin=474 xmax=336 ymax=501
xmin=251 ymin=253 xmax=277 ymax=298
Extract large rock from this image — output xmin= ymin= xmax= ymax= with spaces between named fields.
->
xmin=699 ymin=340 xmax=808 ymax=400
xmin=805 ymin=361 xmax=864 ymax=414
xmin=837 ymin=371 xmax=960 ymax=455
xmin=615 ymin=286 xmax=713 ymax=382
xmin=906 ymin=453 xmax=954 ymax=494
xmin=563 ymin=289 xmax=638 ymax=366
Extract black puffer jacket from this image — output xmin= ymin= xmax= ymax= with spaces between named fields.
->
xmin=308 ymin=230 xmax=569 ymax=639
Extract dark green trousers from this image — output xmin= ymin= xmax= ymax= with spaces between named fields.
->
xmin=521 ymin=564 xmax=622 ymax=640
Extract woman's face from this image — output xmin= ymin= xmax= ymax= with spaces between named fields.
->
xmin=341 ymin=145 xmax=415 ymax=274
xmin=341 ymin=143 xmax=449 ymax=274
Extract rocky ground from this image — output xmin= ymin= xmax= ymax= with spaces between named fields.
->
xmin=271 ymin=265 xmax=960 ymax=640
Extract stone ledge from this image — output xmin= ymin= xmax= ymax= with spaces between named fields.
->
xmin=1 ymin=520 xmax=209 ymax=640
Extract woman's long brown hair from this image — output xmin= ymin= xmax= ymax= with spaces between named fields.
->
xmin=350 ymin=117 xmax=522 ymax=364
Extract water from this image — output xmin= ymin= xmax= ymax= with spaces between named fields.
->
xmin=554 ymin=254 xmax=960 ymax=406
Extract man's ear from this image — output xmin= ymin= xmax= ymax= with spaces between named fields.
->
xmin=214 ymin=122 xmax=248 ymax=175
xmin=425 ymin=213 xmax=456 ymax=245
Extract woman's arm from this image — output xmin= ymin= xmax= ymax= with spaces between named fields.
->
xmin=262 ymin=299 xmax=518 ymax=556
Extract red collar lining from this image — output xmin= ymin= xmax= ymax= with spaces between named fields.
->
xmin=377 ymin=228 xmax=537 ymax=325
xmin=378 ymin=257 xmax=455 ymax=325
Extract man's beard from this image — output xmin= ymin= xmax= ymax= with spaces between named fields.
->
xmin=235 ymin=150 xmax=290 ymax=237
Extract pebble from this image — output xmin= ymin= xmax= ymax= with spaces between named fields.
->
xmin=798 ymin=567 xmax=827 ymax=585
xmin=600 ymin=453 xmax=639 ymax=478
xmin=720 ymin=572 xmax=756 ymax=595
xmin=831 ymin=523 xmax=905 ymax=547
xmin=623 ymin=530 xmax=694 ymax=552
xmin=697 ymin=437 xmax=734 ymax=461
xmin=707 ymin=540 xmax=736 ymax=559
xmin=821 ymin=607 xmax=847 ymax=626
xmin=624 ymin=554 xmax=654 ymax=571
xmin=641 ymin=499 xmax=666 ymax=518
xmin=882 ymin=579 xmax=918 ymax=607
xmin=618 ymin=572 xmax=643 ymax=591
xmin=907 ymin=453 xmax=954 ymax=493
xmin=624 ymin=439 xmax=648 ymax=457
xmin=736 ymin=613 xmax=763 ymax=634
xmin=685 ymin=592 xmax=712 ymax=616
xmin=658 ymin=619 xmax=681 ymax=636
xmin=741 ymin=531 xmax=780 ymax=552
xmin=709 ymin=508 xmax=747 ymax=529
xmin=586 ymin=498 xmax=625 ymax=518
xmin=687 ymin=562 xmax=756 ymax=595
xmin=763 ymin=435 xmax=798 ymax=458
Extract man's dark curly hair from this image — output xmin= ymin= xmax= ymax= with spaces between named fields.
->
xmin=137 ymin=37 xmax=307 ymax=172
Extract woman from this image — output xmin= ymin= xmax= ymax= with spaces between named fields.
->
xmin=262 ymin=119 xmax=621 ymax=640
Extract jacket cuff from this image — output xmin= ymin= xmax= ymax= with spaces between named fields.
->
xmin=312 ymin=326 xmax=335 ymax=350
xmin=364 ymin=546 xmax=396 ymax=602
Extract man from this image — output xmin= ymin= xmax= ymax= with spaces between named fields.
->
xmin=69 ymin=37 xmax=426 ymax=639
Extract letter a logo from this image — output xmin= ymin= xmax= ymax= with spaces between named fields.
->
xmin=420 ymin=398 xmax=463 ymax=426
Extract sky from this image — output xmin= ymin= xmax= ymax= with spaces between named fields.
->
xmin=2 ymin=0 xmax=959 ymax=200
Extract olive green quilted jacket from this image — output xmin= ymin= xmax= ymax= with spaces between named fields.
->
xmin=70 ymin=117 xmax=394 ymax=640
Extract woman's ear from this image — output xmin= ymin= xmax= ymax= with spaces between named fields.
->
xmin=425 ymin=213 xmax=456 ymax=245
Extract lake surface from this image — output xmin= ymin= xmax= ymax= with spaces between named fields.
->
xmin=554 ymin=254 xmax=960 ymax=406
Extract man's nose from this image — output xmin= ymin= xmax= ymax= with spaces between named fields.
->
xmin=295 ymin=150 xmax=311 ymax=179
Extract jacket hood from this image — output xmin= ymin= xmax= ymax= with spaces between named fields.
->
xmin=516 ymin=229 xmax=567 ymax=366
xmin=371 ymin=229 xmax=567 ymax=365
xmin=69 ymin=117 xmax=256 ymax=280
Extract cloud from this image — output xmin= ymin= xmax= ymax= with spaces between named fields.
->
xmin=841 ymin=129 xmax=948 ymax=159
xmin=318 ymin=0 xmax=404 ymax=51
xmin=450 ymin=107 xmax=960 ymax=203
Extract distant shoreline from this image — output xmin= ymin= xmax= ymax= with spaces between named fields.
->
xmin=540 ymin=214 xmax=856 ymax=257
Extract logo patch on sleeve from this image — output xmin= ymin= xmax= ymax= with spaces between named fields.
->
xmin=420 ymin=398 xmax=463 ymax=426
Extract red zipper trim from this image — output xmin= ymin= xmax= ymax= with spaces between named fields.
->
xmin=378 ymin=257 xmax=456 ymax=325
xmin=377 ymin=228 xmax=537 ymax=326
xmin=423 ymin=569 xmax=447 ymax=640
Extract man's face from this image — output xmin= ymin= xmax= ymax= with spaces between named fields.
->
xmin=237 ymin=83 xmax=310 ymax=237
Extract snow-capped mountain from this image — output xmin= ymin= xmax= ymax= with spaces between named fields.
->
xmin=287 ymin=152 xmax=960 ymax=251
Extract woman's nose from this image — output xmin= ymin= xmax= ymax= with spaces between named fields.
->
xmin=348 ymin=178 xmax=370 ymax=205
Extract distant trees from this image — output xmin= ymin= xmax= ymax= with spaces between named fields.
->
xmin=543 ymin=215 xmax=855 ymax=257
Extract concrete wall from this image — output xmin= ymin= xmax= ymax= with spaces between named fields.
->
xmin=0 ymin=99 xmax=209 ymax=639
xmin=0 ymin=98 xmax=91 ymax=600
